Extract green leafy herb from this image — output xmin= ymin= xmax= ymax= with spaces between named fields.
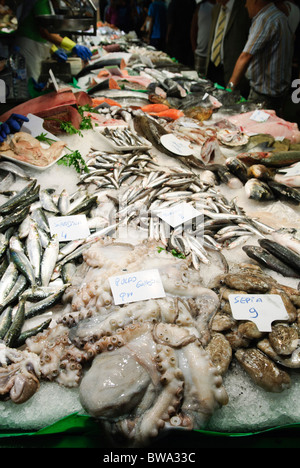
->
xmin=57 ymin=150 xmax=89 ymax=174
xmin=36 ymin=132 xmax=57 ymax=145
xmin=77 ymin=105 xmax=94 ymax=131
xmin=171 ymin=249 xmax=185 ymax=259
xmin=36 ymin=133 xmax=89 ymax=174
xmin=60 ymin=120 xmax=83 ymax=136
xmin=157 ymin=246 xmax=185 ymax=259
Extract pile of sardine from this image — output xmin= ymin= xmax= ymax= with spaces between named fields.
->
xmin=0 ymin=161 xmax=118 ymax=348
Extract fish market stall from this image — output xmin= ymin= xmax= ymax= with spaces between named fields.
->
xmin=0 ymin=26 xmax=300 ymax=450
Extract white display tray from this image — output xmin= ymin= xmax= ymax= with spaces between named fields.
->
xmin=0 ymin=114 xmax=68 ymax=171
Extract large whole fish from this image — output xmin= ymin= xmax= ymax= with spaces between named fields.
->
xmin=237 ymin=151 xmax=300 ymax=167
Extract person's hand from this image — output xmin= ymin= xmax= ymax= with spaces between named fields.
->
xmin=53 ymin=48 xmax=68 ymax=62
xmin=32 ymin=78 xmax=46 ymax=91
xmin=72 ymin=44 xmax=92 ymax=61
xmin=0 ymin=114 xmax=29 ymax=142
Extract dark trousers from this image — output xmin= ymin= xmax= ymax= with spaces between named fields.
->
xmin=206 ymin=61 xmax=225 ymax=87
xmin=248 ymin=88 xmax=287 ymax=117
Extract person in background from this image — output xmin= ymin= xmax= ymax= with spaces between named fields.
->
xmin=166 ymin=0 xmax=196 ymax=68
xmin=227 ymin=0 xmax=294 ymax=116
xmin=191 ymin=0 xmax=215 ymax=76
xmin=104 ymin=0 xmax=119 ymax=26
xmin=274 ymin=0 xmax=300 ymax=34
xmin=141 ymin=0 xmax=167 ymax=51
xmin=14 ymin=0 xmax=92 ymax=81
xmin=205 ymin=0 xmax=251 ymax=97
xmin=0 ymin=113 xmax=29 ymax=143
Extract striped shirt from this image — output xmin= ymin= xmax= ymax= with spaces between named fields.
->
xmin=243 ymin=3 xmax=293 ymax=96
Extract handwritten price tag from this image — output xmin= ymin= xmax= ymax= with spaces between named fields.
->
xmin=154 ymin=202 xmax=202 ymax=228
xmin=49 ymin=215 xmax=90 ymax=242
xmin=109 ymin=269 xmax=166 ymax=305
xmin=228 ymin=294 xmax=289 ymax=332
xmin=160 ymin=134 xmax=193 ymax=156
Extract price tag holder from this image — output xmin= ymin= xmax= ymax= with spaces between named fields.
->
xmin=49 ymin=215 xmax=90 ymax=242
xmin=228 ymin=294 xmax=289 ymax=332
xmin=154 ymin=202 xmax=202 ymax=228
xmin=109 ymin=269 xmax=166 ymax=305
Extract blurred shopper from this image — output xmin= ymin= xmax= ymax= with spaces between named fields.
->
xmin=205 ymin=0 xmax=251 ymax=96
xmin=228 ymin=0 xmax=294 ymax=115
xmin=141 ymin=0 xmax=167 ymax=50
xmin=191 ymin=0 xmax=215 ymax=75
xmin=166 ymin=0 xmax=196 ymax=67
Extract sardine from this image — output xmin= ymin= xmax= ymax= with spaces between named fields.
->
xmin=24 ymin=284 xmax=69 ymax=319
xmin=0 ymin=306 xmax=12 ymax=340
xmin=4 ymin=299 xmax=25 ymax=347
xmin=15 ymin=318 xmax=52 ymax=347
xmin=0 ymin=179 xmax=37 ymax=215
xmin=26 ymin=221 xmax=42 ymax=284
xmin=40 ymin=234 xmax=59 ymax=287
xmin=9 ymin=236 xmax=36 ymax=286
xmin=0 ymin=261 xmax=19 ymax=305
xmin=0 ymin=274 xmax=27 ymax=313
xmin=39 ymin=189 xmax=59 ymax=214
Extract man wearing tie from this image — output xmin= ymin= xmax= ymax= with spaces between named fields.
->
xmin=205 ymin=0 xmax=251 ymax=97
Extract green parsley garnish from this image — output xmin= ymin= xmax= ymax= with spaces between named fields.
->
xmin=57 ymin=149 xmax=89 ymax=174
xmin=36 ymin=133 xmax=89 ymax=174
xmin=157 ymin=246 xmax=186 ymax=259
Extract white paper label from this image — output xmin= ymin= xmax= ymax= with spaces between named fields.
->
xmin=228 ymin=294 xmax=289 ymax=332
xmin=109 ymin=269 xmax=166 ymax=305
xmin=160 ymin=134 xmax=193 ymax=156
xmin=250 ymin=110 xmax=270 ymax=123
xmin=49 ymin=215 xmax=90 ymax=242
xmin=154 ymin=202 xmax=202 ymax=228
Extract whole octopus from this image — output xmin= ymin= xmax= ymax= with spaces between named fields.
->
xmin=1 ymin=237 xmax=300 ymax=446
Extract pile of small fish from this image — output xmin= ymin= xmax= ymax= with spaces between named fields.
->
xmin=102 ymin=127 xmax=150 ymax=148
xmin=0 ymin=162 xmax=119 ymax=348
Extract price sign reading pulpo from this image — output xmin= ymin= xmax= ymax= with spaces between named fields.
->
xmin=109 ymin=269 xmax=166 ymax=305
